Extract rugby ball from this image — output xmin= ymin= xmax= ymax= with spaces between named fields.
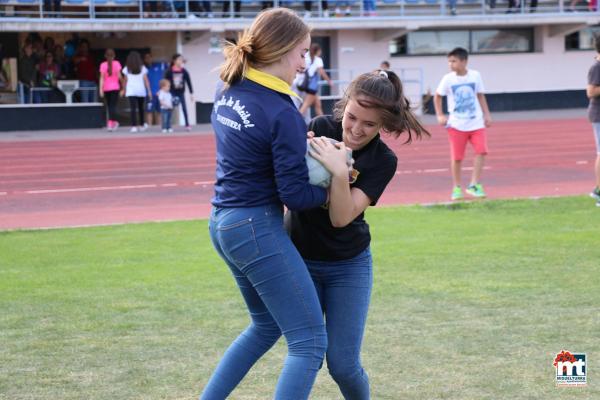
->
xmin=305 ymin=138 xmax=352 ymax=188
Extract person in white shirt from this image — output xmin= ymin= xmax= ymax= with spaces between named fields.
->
xmin=434 ymin=47 xmax=492 ymax=201
xmin=158 ymin=79 xmax=174 ymax=133
xmin=298 ymin=43 xmax=333 ymax=120
xmin=121 ymin=51 xmax=151 ymax=133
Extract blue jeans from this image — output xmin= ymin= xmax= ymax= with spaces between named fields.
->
xmin=78 ymin=80 xmax=97 ymax=103
xmin=305 ymin=248 xmax=373 ymax=400
xmin=161 ymin=109 xmax=172 ymax=130
xmin=202 ymin=204 xmax=327 ymax=400
xmin=592 ymin=123 xmax=600 ymax=154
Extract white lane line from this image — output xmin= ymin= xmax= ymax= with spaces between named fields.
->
xmin=26 ymin=184 xmax=159 ymax=194
xmin=576 ymin=160 xmax=588 ymax=165
xmin=424 ymin=168 xmax=448 ymax=173
xmin=194 ymin=180 xmax=216 ymax=185
xmin=0 ymin=192 xmax=7 ymax=196
xmin=159 ymin=183 xmax=178 ymax=187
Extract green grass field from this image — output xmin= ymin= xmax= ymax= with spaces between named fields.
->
xmin=1 ymin=196 xmax=599 ymax=400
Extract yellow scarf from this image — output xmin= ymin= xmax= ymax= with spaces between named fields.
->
xmin=245 ymin=67 xmax=300 ymax=99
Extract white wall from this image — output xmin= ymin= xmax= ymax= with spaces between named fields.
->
xmin=334 ymin=26 xmax=594 ymax=96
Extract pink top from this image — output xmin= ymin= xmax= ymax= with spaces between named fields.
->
xmin=99 ymin=60 xmax=122 ymax=92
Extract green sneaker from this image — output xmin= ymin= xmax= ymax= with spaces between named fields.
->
xmin=590 ymin=187 xmax=600 ymax=201
xmin=466 ymin=183 xmax=486 ymax=198
xmin=451 ymin=186 xmax=463 ymax=201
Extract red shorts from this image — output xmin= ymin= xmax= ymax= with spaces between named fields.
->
xmin=447 ymin=127 xmax=488 ymax=161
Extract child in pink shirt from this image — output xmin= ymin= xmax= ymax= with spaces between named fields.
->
xmin=99 ymin=49 xmax=122 ymax=131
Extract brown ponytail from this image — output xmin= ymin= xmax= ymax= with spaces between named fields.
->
xmin=219 ymin=8 xmax=310 ymax=86
xmin=333 ymin=70 xmax=430 ymax=144
xmin=105 ymin=48 xmax=115 ymax=77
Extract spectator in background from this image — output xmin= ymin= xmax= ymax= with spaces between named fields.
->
xmin=299 ymin=43 xmax=333 ymax=120
xmin=143 ymin=51 xmax=169 ymax=126
xmin=18 ymin=43 xmax=37 ymax=103
xmin=164 ymin=53 xmax=194 ymax=131
xmin=73 ymin=39 xmax=97 ymax=103
xmin=31 ymin=36 xmax=44 ymax=64
xmin=363 ymin=0 xmax=376 ymax=16
xmin=380 ymin=60 xmax=390 ymax=70
xmin=122 ymin=51 xmax=151 ymax=133
xmin=222 ymin=0 xmax=241 ymax=17
xmin=53 ymin=44 xmax=67 ymax=79
xmin=36 ymin=51 xmax=61 ymax=103
xmin=99 ymin=48 xmax=122 ymax=132
xmin=43 ymin=37 xmax=55 ymax=54
xmin=158 ymin=79 xmax=173 ymax=133
xmin=334 ymin=1 xmax=352 ymax=16
xmin=304 ymin=0 xmax=329 ymax=17
xmin=585 ymin=36 xmax=600 ymax=206
xmin=188 ymin=0 xmax=213 ymax=17
xmin=43 ymin=0 xmax=61 ymax=17
xmin=448 ymin=0 xmax=457 ymax=15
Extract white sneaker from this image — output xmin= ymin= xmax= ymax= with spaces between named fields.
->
xmin=141 ymin=123 xmax=148 ymax=132
xmin=168 ymin=128 xmax=173 ymax=133
xmin=130 ymin=127 xmax=138 ymax=133
xmin=187 ymin=13 xmax=198 ymax=19
xmin=162 ymin=129 xmax=167 ymax=133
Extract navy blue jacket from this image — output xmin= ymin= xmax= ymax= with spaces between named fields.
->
xmin=211 ymin=78 xmax=327 ymax=210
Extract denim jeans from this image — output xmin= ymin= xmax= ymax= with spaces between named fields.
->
xmin=161 ymin=109 xmax=172 ymax=130
xmin=305 ymin=247 xmax=373 ymax=400
xmin=78 ymin=80 xmax=97 ymax=103
xmin=202 ymin=204 xmax=327 ymax=400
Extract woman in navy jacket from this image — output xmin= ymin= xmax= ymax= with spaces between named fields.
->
xmin=201 ymin=8 xmax=328 ymax=400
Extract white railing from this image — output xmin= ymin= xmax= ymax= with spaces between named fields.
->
xmin=0 ymin=0 xmax=598 ymax=19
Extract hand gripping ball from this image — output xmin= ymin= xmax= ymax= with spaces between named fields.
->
xmin=305 ymin=138 xmax=353 ymax=188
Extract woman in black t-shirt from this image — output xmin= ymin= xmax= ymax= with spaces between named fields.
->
xmin=288 ymin=70 xmax=429 ymax=399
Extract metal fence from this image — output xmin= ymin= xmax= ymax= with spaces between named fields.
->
xmin=1 ymin=0 xmax=598 ymax=19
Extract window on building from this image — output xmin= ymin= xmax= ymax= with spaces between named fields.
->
xmin=390 ymin=28 xmax=534 ymax=56
xmin=565 ymin=26 xmax=600 ymax=51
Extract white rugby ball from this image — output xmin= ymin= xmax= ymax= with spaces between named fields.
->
xmin=305 ymin=138 xmax=352 ymax=188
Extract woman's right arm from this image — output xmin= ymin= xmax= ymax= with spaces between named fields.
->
xmin=271 ymin=109 xmax=327 ymax=211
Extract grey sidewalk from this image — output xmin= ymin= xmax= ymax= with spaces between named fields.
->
xmin=0 ymin=108 xmax=587 ymax=142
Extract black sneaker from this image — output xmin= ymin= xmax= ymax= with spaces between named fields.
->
xmin=590 ymin=187 xmax=600 ymax=201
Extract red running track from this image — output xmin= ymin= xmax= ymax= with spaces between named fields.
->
xmin=0 ymin=117 xmax=596 ymax=230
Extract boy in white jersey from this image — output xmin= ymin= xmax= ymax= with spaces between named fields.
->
xmin=434 ymin=47 xmax=492 ymax=200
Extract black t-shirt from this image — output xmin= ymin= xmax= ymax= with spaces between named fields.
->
xmin=288 ymin=115 xmax=398 ymax=261
xmin=588 ymin=60 xmax=600 ymax=122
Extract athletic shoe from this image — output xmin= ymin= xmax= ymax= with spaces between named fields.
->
xmin=130 ymin=127 xmax=138 ymax=133
xmin=466 ymin=183 xmax=486 ymax=198
xmin=141 ymin=123 xmax=148 ymax=132
xmin=113 ymin=121 xmax=119 ymax=130
xmin=451 ymin=186 xmax=463 ymax=201
xmin=168 ymin=128 xmax=173 ymax=133
xmin=596 ymin=199 xmax=600 ymax=207
xmin=185 ymin=125 xmax=192 ymax=132
xmin=162 ymin=129 xmax=167 ymax=133
xmin=590 ymin=187 xmax=600 ymax=201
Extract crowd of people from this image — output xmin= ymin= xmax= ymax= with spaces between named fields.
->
xmin=17 ymin=33 xmax=96 ymax=104
xmin=16 ymin=33 xmax=194 ymax=132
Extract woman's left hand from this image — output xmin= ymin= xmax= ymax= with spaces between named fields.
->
xmin=308 ymin=137 xmax=350 ymax=178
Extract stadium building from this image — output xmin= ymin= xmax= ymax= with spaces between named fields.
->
xmin=1 ymin=1 xmax=599 ymax=130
